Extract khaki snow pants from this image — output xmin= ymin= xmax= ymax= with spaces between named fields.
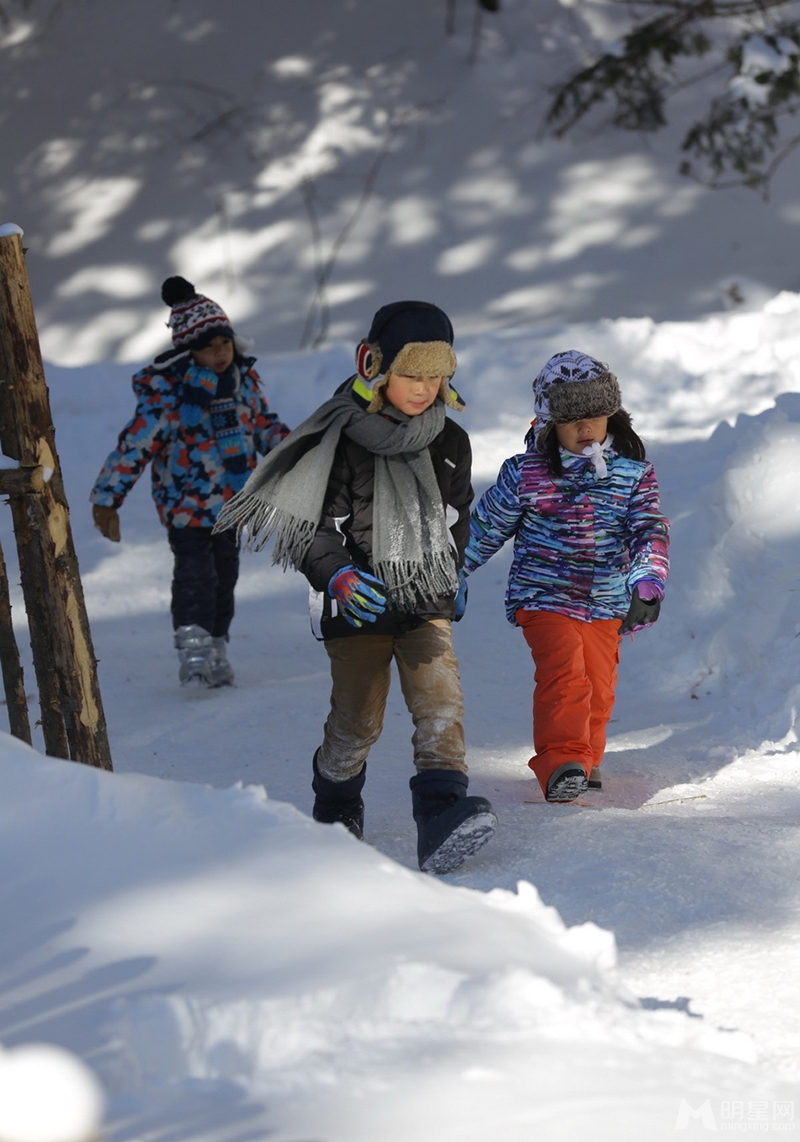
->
xmin=316 ymin=619 xmax=467 ymax=782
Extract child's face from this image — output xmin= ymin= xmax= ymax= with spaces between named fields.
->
xmin=383 ymin=373 xmax=442 ymax=416
xmin=555 ymin=416 xmax=608 ymax=455
xmin=191 ymin=336 xmax=234 ymax=374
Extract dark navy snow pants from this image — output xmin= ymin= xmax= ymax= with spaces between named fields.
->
xmin=168 ymin=526 xmax=239 ymax=638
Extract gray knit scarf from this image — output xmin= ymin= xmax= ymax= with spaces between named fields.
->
xmin=214 ymin=387 xmax=458 ymax=610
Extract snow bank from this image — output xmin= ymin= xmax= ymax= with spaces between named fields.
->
xmin=640 ymin=389 xmax=800 ymax=745
xmin=1 ymin=732 xmax=789 ymax=1140
xmin=0 ymin=1043 xmax=103 ymax=1142
xmin=465 ymin=290 xmax=800 ymax=482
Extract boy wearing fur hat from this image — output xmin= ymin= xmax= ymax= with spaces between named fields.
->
xmin=215 ymin=301 xmax=496 ymax=874
xmin=90 ymin=277 xmax=290 ymax=687
xmin=463 ymin=350 xmax=669 ymax=803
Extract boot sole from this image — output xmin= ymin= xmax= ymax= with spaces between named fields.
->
xmin=179 ymin=657 xmax=214 ymax=686
xmin=180 ymin=672 xmax=214 ymax=687
xmin=420 ymin=809 xmax=497 ymax=874
xmin=545 ymin=774 xmax=589 ymax=802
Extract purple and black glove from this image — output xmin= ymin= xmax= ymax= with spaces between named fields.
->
xmin=619 ymin=580 xmax=663 ymax=635
xmin=328 ymin=565 xmax=388 ymax=628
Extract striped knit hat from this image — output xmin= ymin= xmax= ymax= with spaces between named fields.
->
xmin=161 ymin=276 xmax=234 ymax=353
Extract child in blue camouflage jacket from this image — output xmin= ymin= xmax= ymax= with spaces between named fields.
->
xmin=90 ymin=277 xmax=290 ymax=687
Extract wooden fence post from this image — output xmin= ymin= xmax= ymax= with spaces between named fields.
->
xmin=0 ymin=536 xmax=31 ymax=745
xmin=0 ymin=226 xmax=112 ymax=770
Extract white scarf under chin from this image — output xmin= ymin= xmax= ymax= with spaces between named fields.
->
xmin=581 ymin=435 xmax=614 ymax=478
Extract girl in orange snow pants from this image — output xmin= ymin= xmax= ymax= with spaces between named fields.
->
xmin=463 ymin=349 xmax=669 ymax=803
xmin=516 ymin=609 xmax=621 ymax=793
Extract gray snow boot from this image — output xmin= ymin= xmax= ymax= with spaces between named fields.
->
xmin=312 ymin=752 xmax=366 ymax=840
xmin=209 ymin=636 xmax=235 ymax=687
xmin=174 ymin=624 xmax=214 ymax=686
xmin=410 ymin=769 xmax=497 ymax=874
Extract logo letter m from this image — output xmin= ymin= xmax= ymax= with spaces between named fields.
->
xmin=675 ymin=1100 xmax=717 ymax=1130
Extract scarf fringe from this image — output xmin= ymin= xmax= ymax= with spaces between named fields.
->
xmin=272 ymin=516 xmax=318 ymax=570
xmin=215 ymin=496 xmax=317 ymax=568
xmin=218 ymin=497 xmax=459 ymax=605
xmin=375 ymin=553 xmax=458 ymax=611
xmin=215 ymin=494 xmax=275 ymax=549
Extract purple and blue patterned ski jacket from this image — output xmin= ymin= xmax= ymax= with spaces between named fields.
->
xmin=90 ymin=354 xmax=289 ymax=529
xmin=465 ymin=440 xmax=669 ymax=624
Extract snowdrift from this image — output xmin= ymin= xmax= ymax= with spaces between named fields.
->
xmin=1 ymin=734 xmax=792 ymax=1141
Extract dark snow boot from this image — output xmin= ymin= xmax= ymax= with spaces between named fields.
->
xmin=312 ymin=752 xmax=366 ymax=840
xmin=410 ymin=769 xmax=497 ymax=875
xmin=545 ymin=763 xmax=589 ymax=803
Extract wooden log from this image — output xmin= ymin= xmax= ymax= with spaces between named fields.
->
xmin=0 ymin=230 xmax=112 ymax=769
xmin=0 ymin=537 xmax=32 ymax=744
xmin=0 ymin=466 xmax=45 ymax=495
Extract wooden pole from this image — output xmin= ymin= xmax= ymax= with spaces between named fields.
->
xmin=0 ymin=536 xmax=32 ymax=745
xmin=0 ymin=228 xmax=112 ymax=769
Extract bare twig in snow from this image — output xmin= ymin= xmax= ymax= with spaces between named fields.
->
xmin=299 ymin=120 xmax=403 ymax=349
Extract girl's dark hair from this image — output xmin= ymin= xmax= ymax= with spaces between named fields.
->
xmin=542 ymin=408 xmax=646 ymax=476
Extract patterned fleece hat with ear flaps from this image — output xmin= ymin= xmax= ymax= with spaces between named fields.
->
xmin=532 ymin=350 xmax=621 ymax=451
xmin=162 ymin=276 xmax=235 ymax=354
xmin=355 ymin=300 xmax=463 ymax=411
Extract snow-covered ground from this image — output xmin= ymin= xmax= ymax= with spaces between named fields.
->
xmin=3 ymin=294 xmax=800 ymax=1138
xmin=3 ymin=0 xmax=800 ymax=1134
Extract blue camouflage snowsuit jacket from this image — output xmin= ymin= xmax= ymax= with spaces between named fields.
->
xmin=90 ymin=353 xmax=289 ymax=528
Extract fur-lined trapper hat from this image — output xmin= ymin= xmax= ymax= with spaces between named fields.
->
xmin=532 ymin=350 xmax=621 ymax=451
xmin=354 ymin=300 xmax=464 ymax=412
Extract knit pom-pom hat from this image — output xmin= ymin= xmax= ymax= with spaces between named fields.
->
xmin=161 ymin=276 xmax=235 ymax=354
xmin=353 ymin=300 xmax=464 ymax=412
xmin=531 ymin=350 xmax=621 ymax=452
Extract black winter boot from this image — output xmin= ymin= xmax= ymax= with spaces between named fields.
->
xmin=312 ymin=752 xmax=366 ymax=840
xmin=410 ymin=769 xmax=497 ymax=874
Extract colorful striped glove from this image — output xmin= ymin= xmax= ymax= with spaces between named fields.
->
xmin=328 ymin=565 xmax=388 ymax=627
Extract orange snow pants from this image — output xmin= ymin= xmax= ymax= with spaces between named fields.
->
xmin=516 ymin=609 xmax=621 ymax=796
